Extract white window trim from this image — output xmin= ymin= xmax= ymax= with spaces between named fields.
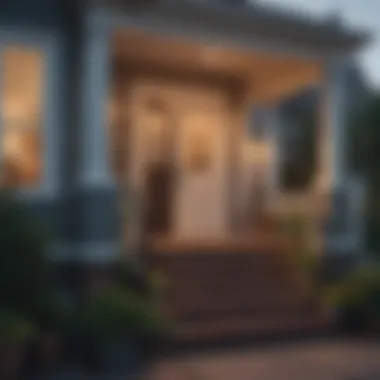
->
xmin=0 ymin=29 xmax=62 ymax=200
xmin=50 ymin=241 xmax=121 ymax=263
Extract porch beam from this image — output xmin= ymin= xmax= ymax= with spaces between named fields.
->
xmin=250 ymin=66 xmax=322 ymax=105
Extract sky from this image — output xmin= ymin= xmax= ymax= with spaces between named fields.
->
xmin=258 ymin=0 xmax=380 ymax=88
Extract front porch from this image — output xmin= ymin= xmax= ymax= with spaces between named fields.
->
xmin=104 ymin=26 xmax=331 ymax=339
xmin=78 ymin=1 xmax=368 ymax=339
xmin=107 ymin=27 xmax=329 ymax=249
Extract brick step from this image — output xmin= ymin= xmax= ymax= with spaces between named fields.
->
xmin=160 ymin=267 xmax=298 ymax=281
xmin=153 ymin=262 xmax=299 ymax=287
xmin=173 ymin=313 xmax=330 ymax=343
xmin=164 ymin=291 xmax=311 ymax=316
xmin=176 ymin=301 xmax=320 ymax=322
xmin=148 ymin=249 xmax=321 ymax=342
xmin=162 ymin=275 xmax=301 ymax=291
xmin=165 ymin=285 xmax=306 ymax=301
xmin=168 ymin=301 xmax=317 ymax=321
xmin=148 ymin=236 xmax=290 ymax=255
xmin=152 ymin=253 xmax=291 ymax=269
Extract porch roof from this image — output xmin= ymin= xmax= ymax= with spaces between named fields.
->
xmin=99 ymin=0 xmax=371 ymax=55
xmin=181 ymin=0 xmax=369 ymax=50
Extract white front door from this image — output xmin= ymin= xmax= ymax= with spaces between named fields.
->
xmin=173 ymin=87 xmax=230 ymax=239
xmin=128 ymin=79 xmax=231 ymax=240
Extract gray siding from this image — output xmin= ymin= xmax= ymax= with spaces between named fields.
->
xmin=0 ymin=0 xmax=63 ymax=28
xmin=1 ymin=0 xmax=121 ymax=250
xmin=0 ymin=0 xmax=68 ymax=242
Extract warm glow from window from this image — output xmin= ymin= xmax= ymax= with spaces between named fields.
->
xmin=1 ymin=47 xmax=43 ymax=187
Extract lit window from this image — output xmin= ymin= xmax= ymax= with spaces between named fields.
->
xmin=1 ymin=47 xmax=44 ymax=188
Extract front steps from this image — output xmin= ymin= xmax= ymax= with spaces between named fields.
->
xmin=148 ymin=246 xmax=329 ymax=343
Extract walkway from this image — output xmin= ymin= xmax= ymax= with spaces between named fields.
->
xmin=147 ymin=338 xmax=380 ymax=380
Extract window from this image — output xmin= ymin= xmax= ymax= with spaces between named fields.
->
xmin=1 ymin=47 xmax=44 ymax=187
xmin=0 ymin=33 xmax=59 ymax=197
xmin=278 ymin=107 xmax=317 ymax=192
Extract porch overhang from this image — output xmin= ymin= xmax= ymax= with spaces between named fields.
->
xmin=91 ymin=0 xmax=371 ymax=59
xmin=112 ymin=28 xmax=323 ymax=104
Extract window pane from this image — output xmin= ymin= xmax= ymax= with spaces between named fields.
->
xmin=1 ymin=47 xmax=44 ymax=187
xmin=278 ymin=95 xmax=317 ymax=192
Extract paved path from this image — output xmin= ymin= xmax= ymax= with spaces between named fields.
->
xmin=147 ymin=339 xmax=380 ymax=380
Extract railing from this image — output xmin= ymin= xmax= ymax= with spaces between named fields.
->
xmin=324 ymin=176 xmax=367 ymax=253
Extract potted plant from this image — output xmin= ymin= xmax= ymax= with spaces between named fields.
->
xmin=0 ymin=309 xmax=36 ymax=379
xmin=27 ymin=294 xmax=72 ymax=371
xmin=79 ymin=286 xmax=168 ymax=376
xmin=324 ymin=264 xmax=380 ymax=334
xmin=0 ymin=190 xmax=51 ymax=315
xmin=118 ymin=261 xmax=168 ymax=301
xmin=0 ymin=191 xmax=61 ymax=374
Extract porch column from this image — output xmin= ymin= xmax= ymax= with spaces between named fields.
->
xmin=79 ymin=13 xmax=113 ymax=187
xmin=75 ymin=10 xmax=121 ymax=260
xmin=317 ymin=58 xmax=353 ymax=253
xmin=230 ymin=91 xmax=248 ymax=234
xmin=318 ymin=58 xmax=348 ymax=192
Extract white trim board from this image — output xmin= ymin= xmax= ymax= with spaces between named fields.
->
xmin=90 ymin=5 xmax=342 ymax=62
xmin=50 ymin=242 xmax=122 ymax=264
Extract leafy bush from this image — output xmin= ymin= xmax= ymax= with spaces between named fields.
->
xmin=325 ymin=264 xmax=380 ymax=330
xmin=0 ymin=191 xmax=51 ymax=318
xmin=119 ymin=262 xmax=149 ymax=296
xmin=32 ymin=293 xmax=73 ymax=333
xmin=0 ymin=190 xmax=71 ymax=340
xmin=78 ymin=286 xmax=168 ymax=341
xmin=281 ymin=213 xmax=319 ymax=276
xmin=0 ymin=309 xmax=36 ymax=346
xmin=118 ymin=262 xmax=168 ymax=298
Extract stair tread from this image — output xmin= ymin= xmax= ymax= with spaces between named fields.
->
xmin=174 ymin=313 xmax=330 ymax=341
xmin=149 ymin=249 xmax=322 ymax=342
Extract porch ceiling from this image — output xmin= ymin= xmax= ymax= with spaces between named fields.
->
xmin=112 ymin=29 xmax=322 ymax=104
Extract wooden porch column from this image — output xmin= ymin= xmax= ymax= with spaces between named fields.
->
xmin=230 ymin=85 xmax=250 ymax=234
xmin=318 ymin=58 xmax=348 ymax=193
xmin=79 ymin=12 xmax=114 ymax=187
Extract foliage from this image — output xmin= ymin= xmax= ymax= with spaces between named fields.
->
xmin=0 ymin=309 xmax=36 ymax=346
xmin=281 ymin=213 xmax=319 ymax=279
xmin=0 ymin=190 xmax=71 ymax=339
xmin=347 ymin=94 xmax=380 ymax=177
xmin=347 ymin=93 xmax=380 ymax=256
xmin=119 ymin=262 xmax=168 ymax=298
xmin=31 ymin=293 xmax=73 ymax=333
xmin=148 ymin=270 xmax=168 ymax=297
xmin=119 ymin=262 xmax=149 ymax=296
xmin=78 ymin=286 xmax=168 ymax=341
xmin=324 ymin=264 xmax=380 ymax=325
xmin=0 ymin=190 xmax=51 ymax=319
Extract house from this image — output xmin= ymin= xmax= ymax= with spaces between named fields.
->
xmin=0 ymin=0 xmax=370 ymax=340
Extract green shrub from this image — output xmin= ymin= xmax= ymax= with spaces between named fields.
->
xmin=148 ymin=270 xmax=169 ymax=297
xmin=118 ymin=262 xmax=168 ymax=298
xmin=32 ymin=293 xmax=73 ymax=333
xmin=325 ymin=264 xmax=380 ymax=329
xmin=78 ymin=286 xmax=168 ymax=341
xmin=0 ymin=190 xmax=51 ymax=318
xmin=281 ymin=213 xmax=319 ymax=277
xmin=0 ymin=309 xmax=36 ymax=346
